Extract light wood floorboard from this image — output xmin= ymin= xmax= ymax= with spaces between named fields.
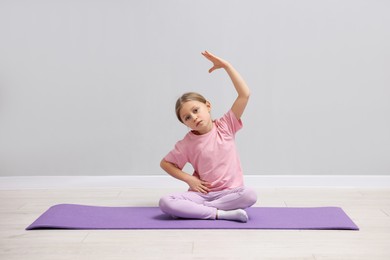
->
xmin=1 ymin=187 xmax=389 ymax=259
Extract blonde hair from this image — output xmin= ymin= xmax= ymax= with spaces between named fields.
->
xmin=175 ymin=92 xmax=207 ymax=123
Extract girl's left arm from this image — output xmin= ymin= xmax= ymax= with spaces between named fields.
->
xmin=202 ymin=50 xmax=250 ymax=120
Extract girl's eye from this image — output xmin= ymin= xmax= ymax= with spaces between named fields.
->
xmin=184 ymin=116 xmax=191 ymax=121
xmin=193 ymin=108 xmax=199 ymax=113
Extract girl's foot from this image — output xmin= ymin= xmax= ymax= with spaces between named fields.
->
xmin=217 ymin=209 xmax=248 ymax=223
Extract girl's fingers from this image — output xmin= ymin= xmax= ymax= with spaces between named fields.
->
xmin=201 ymin=184 xmax=211 ymax=192
xmin=201 ymin=181 xmax=211 ymax=186
xmin=197 ymin=186 xmax=205 ymax=193
xmin=202 ymin=51 xmax=216 ymax=61
xmin=196 ymin=184 xmax=210 ymax=194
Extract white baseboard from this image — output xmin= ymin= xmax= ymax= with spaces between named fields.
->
xmin=0 ymin=175 xmax=389 ymax=189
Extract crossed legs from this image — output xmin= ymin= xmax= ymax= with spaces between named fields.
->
xmin=159 ymin=186 xmax=257 ymax=221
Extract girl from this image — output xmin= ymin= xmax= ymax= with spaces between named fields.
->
xmin=159 ymin=51 xmax=257 ymax=222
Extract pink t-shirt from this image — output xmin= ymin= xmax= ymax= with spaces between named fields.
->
xmin=164 ymin=110 xmax=244 ymax=192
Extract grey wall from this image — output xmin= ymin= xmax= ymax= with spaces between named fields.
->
xmin=1 ymin=0 xmax=389 ymax=176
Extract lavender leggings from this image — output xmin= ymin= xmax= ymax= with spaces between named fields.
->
xmin=159 ymin=186 xmax=257 ymax=220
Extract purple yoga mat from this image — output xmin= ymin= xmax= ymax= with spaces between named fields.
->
xmin=26 ymin=204 xmax=359 ymax=230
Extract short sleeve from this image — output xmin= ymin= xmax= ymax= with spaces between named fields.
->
xmin=163 ymin=140 xmax=188 ymax=170
xmin=216 ymin=109 xmax=243 ymax=136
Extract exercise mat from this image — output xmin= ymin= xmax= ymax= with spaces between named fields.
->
xmin=26 ymin=204 xmax=359 ymax=230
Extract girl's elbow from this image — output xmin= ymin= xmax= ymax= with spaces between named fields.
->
xmin=160 ymin=159 xmax=167 ymax=169
xmin=240 ymin=89 xmax=250 ymax=100
xmin=240 ymin=92 xmax=250 ymax=102
xmin=245 ymin=89 xmax=251 ymax=99
xmin=160 ymin=159 xmax=174 ymax=171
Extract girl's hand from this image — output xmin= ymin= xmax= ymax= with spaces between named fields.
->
xmin=201 ymin=50 xmax=231 ymax=73
xmin=202 ymin=50 xmax=250 ymax=120
xmin=186 ymin=175 xmax=211 ymax=194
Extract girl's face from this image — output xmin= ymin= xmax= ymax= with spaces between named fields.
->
xmin=179 ymin=100 xmax=213 ymax=135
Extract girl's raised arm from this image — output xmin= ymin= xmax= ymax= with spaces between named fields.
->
xmin=201 ymin=50 xmax=250 ymax=120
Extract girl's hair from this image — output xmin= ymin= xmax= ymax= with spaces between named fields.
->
xmin=175 ymin=92 xmax=207 ymax=123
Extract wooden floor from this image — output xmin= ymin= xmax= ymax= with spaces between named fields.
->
xmin=1 ymin=187 xmax=390 ymax=259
